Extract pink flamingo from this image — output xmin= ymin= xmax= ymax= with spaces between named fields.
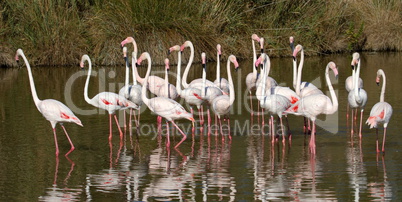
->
xmin=213 ymin=44 xmax=229 ymax=94
xmin=345 ymin=52 xmax=363 ymax=120
xmin=80 ymin=55 xmax=139 ymax=141
xmin=246 ymin=34 xmax=264 ymax=101
xmin=366 ymin=69 xmax=393 ymax=153
xmin=138 ymin=52 xmax=195 ymax=148
xmin=256 ymin=53 xmax=291 ymax=144
xmin=119 ymin=47 xmax=143 ymax=127
xmin=211 ymin=55 xmax=239 ymax=139
xmin=181 ymin=41 xmax=216 ymax=90
xmin=348 ymin=52 xmax=367 ymax=137
xmin=15 ymin=49 xmax=82 ymax=156
xmin=121 ymin=37 xmax=177 ymax=99
xmin=168 ymin=45 xmax=204 ymax=124
xmin=286 ymin=62 xmax=339 ymax=154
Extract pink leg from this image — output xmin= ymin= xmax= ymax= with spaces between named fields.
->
xmin=271 ymin=116 xmax=275 ymax=144
xmin=261 ymin=108 xmax=265 ymax=127
xmin=354 ymin=109 xmax=358 ymax=121
xmin=114 ymin=114 xmax=123 ymax=140
xmin=200 ymin=105 xmax=204 ymax=125
xmin=207 ymin=109 xmax=211 ymax=135
xmin=61 ymin=125 xmax=75 ymax=156
xmin=249 ymin=92 xmax=253 ymax=116
xmin=351 ymin=109 xmax=354 ymax=135
xmin=359 ymin=109 xmax=364 ymax=138
xmin=228 ymin=118 xmax=231 ymax=141
xmin=382 ymin=127 xmax=387 ymax=153
xmin=129 ymin=109 xmax=133 ymax=128
xmin=218 ymin=118 xmax=224 ymax=141
xmin=172 ymin=121 xmax=187 ymax=148
xmin=166 ymin=121 xmax=170 ymax=147
xmin=109 ymin=114 xmax=113 ymax=141
xmin=346 ymin=104 xmax=349 ymax=119
xmin=52 ymin=128 xmax=59 ymax=156
xmin=280 ymin=117 xmax=285 ymax=145
xmin=376 ymin=128 xmax=380 ymax=153
xmin=310 ymin=120 xmax=316 ymax=154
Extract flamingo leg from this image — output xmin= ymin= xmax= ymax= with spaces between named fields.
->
xmin=207 ymin=109 xmax=211 ymax=135
xmin=166 ymin=121 xmax=170 ymax=147
xmin=114 ymin=114 xmax=123 ymax=140
xmin=227 ymin=117 xmax=231 ymax=141
xmin=171 ymin=121 xmax=187 ymax=148
xmin=60 ymin=125 xmax=75 ymax=156
xmin=271 ymin=116 xmax=275 ymax=144
xmin=351 ymin=109 xmax=354 ymax=135
xmin=346 ymin=104 xmax=349 ymax=120
xmin=280 ymin=117 xmax=285 ymax=145
xmin=376 ymin=128 xmax=380 ymax=153
xmin=200 ymin=105 xmax=204 ymax=125
xmin=109 ymin=114 xmax=113 ymax=141
xmin=310 ymin=120 xmax=316 ymax=154
xmin=249 ymin=91 xmax=253 ymax=116
xmin=382 ymin=127 xmax=387 ymax=153
xmin=359 ymin=109 xmax=364 ymax=138
xmin=261 ymin=108 xmax=265 ymax=127
xmin=129 ymin=109 xmax=133 ymax=128
xmin=52 ymin=128 xmax=59 ymax=156
xmin=218 ymin=117 xmax=224 ymax=142
xmin=354 ymin=108 xmax=358 ymax=121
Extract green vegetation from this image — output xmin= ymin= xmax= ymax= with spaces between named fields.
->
xmin=1 ymin=0 xmax=401 ymax=66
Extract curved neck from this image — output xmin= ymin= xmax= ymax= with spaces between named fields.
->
xmin=83 ymin=55 xmax=92 ymax=104
xmin=295 ymin=48 xmax=304 ymax=95
xmin=176 ymin=51 xmax=182 ymax=95
xmin=17 ymin=50 xmax=41 ymax=106
xmin=131 ymin=53 xmax=138 ymax=85
xmin=141 ymin=53 xmax=152 ymax=106
xmin=227 ymin=58 xmax=235 ymax=105
xmin=182 ymin=42 xmax=194 ymax=88
xmin=202 ymin=66 xmax=206 ymax=98
xmin=325 ymin=64 xmax=338 ymax=114
xmin=252 ymin=39 xmax=257 ymax=76
xmin=216 ymin=52 xmax=221 ymax=83
xmin=379 ymin=70 xmax=386 ymax=102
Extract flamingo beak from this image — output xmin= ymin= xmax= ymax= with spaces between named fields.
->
xmin=292 ymin=56 xmax=296 ymax=61
xmin=260 ymin=49 xmax=264 ymax=53
xmin=290 ymin=42 xmax=295 ymax=52
xmin=167 ymin=50 xmax=171 ymax=55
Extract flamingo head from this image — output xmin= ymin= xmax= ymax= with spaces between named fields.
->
xmin=201 ymin=52 xmax=206 ymax=69
xmin=168 ymin=45 xmax=180 ymax=55
xmin=292 ymin=44 xmax=302 ymax=61
xmin=120 ymin=37 xmax=134 ymax=48
xmin=328 ymin=62 xmax=338 ymax=79
xmin=376 ymin=69 xmax=383 ymax=86
xmin=180 ymin=41 xmax=192 ymax=52
xmin=15 ymin=49 xmax=23 ymax=63
xmin=289 ymin=36 xmax=295 ymax=52
xmin=229 ymin=55 xmax=239 ymax=71
xmin=136 ymin=52 xmax=148 ymax=66
xmin=259 ymin=37 xmax=265 ymax=53
xmin=165 ymin=58 xmax=170 ymax=72
xmin=251 ymin=34 xmax=260 ymax=42
xmin=351 ymin=52 xmax=360 ymax=70
xmin=217 ymin=44 xmax=222 ymax=56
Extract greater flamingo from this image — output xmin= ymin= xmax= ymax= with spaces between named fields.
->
xmin=348 ymin=52 xmax=367 ymax=137
xmin=16 ymin=49 xmax=82 ymax=156
xmin=213 ymin=44 xmax=229 ymax=94
xmin=119 ymin=47 xmax=143 ymax=127
xmin=246 ymin=34 xmax=264 ymax=115
xmin=80 ymin=55 xmax=139 ymax=141
xmin=138 ymin=52 xmax=195 ymax=148
xmin=121 ymin=37 xmax=177 ymax=99
xmin=366 ymin=69 xmax=393 ymax=153
xmin=256 ymin=53 xmax=291 ymax=144
xmin=168 ymin=45 xmax=204 ymax=123
xmin=181 ymin=41 xmax=216 ymax=90
xmin=211 ymin=55 xmax=239 ymax=139
xmin=286 ymin=62 xmax=339 ymax=154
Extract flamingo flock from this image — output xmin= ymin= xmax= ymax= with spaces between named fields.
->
xmin=15 ymin=35 xmax=393 ymax=156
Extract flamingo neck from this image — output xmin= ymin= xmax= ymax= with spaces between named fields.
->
xmin=295 ymin=48 xmax=304 ymax=96
xmin=176 ymin=51 xmax=182 ymax=95
xmin=292 ymin=59 xmax=297 ymax=89
xmin=202 ymin=65 xmax=206 ymax=99
xmin=131 ymin=53 xmax=138 ymax=85
xmin=124 ymin=58 xmax=130 ymax=97
xmin=164 ymin=68 xmax=169 ymax=97
xmin=261 ymin=55 xmax=270 ymax=98
xmin=325 ymin=64 xmax=338 ymax=114
xmin=380 ymin=70 xmax=386 ymax=102
xmin=83 ymin=55 xmax=92 ymax=104
xmin=182 ymin=42 xmax=194 ymax=89
xmin=141 ymin=53 xmax=151 ymax=106
xmin=18 ymin=50 xmax=41 ymax=106
xmin=252 ymin=39 xmax=257 ymax=77
xmin=216 ymin=52 xmax=221 ymax=84
xmin=227 ymin=58 xmax=235 ymax=105
xmin=354 ymin=59 xmax=361 ymax=99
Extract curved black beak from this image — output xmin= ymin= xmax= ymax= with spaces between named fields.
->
xmin=376 ymin=82 xmax=380 ymax=86
xmin=292 ymin=56 xmax=296 ymax=61
xmin=351 ymin=65 xmax=355 ymax=70
xmin=260 ymin=48 xmax=264 ymax=54
xmin=290 ymin=42 xmax=295 ymax=52
xmin=167 ymin=50 xmax=171 ymax=55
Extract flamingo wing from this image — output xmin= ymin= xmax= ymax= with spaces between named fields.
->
xmin=38 ymin=99 xmax=82 ymax=126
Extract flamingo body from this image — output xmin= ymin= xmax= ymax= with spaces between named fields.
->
xmin=366 ymin=102 xmax=392 ymax=129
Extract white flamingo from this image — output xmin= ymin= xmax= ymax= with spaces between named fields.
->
xmin=119 ymin=47 xmax=143 ymax=127
xmin=211 ymin=55 xmax=239 ymax=139
xmin=138 ymin=52 xmax=195 ymax=148
xmin=256 ymin=53 xmax=291 ymax=144
xmin=181 ymin=41 xmax=216 ymax=90
xmin=214 ymin=44 xmax=229 ymax=94
xmin=168 ymin=45 xmax=204 ymax=123
xmin=121 ymin=37 xmax=177 ymax=99
xmin=80 ymin=55 xmax=138 ymax=141
xmin=15 ymin=49 xmax=82 ymax=156
xmin=345 ymin=52 xmax=363 ymax=120
xmin=366 ymin=69 xmax=393 ymax=153
xmin=348 ymin=52 xmax=368 ymax=137
xmin=286 ymin=62 xmax=339 ymax=154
